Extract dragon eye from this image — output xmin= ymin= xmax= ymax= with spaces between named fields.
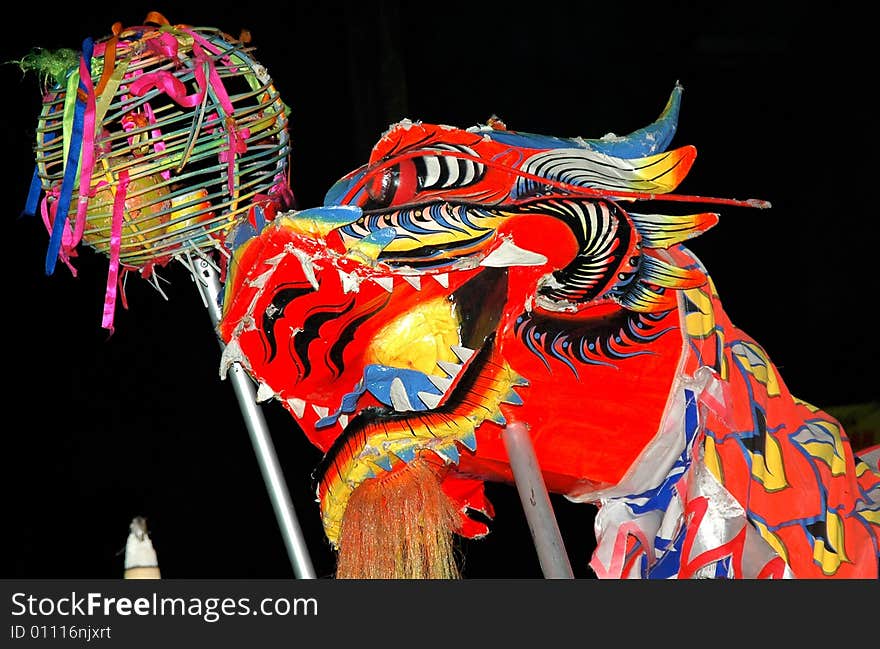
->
xmin=365 ymin=164 xmax=399 ymax=208
xmin=363 ymin=159 xmax=418 ymax=210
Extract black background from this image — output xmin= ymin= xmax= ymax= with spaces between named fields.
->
xmin=2 ymin=2 xmax=876 ymax=580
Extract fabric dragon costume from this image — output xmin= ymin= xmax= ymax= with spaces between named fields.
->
xmin=217 ymin=85 xmax=880 ymax=579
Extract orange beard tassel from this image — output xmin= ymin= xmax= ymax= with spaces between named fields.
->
xmin=335 ymin=456 xmax=461 ymax=579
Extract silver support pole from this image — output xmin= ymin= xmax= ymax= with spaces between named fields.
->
xmin=192 ymin=256 xmax=316 ymax=579
xmin=502 ymin=422 xmax=574 ymax=579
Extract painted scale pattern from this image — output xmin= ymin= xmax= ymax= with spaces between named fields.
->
xmin=591 ymin=247 xmax=880 ymax=579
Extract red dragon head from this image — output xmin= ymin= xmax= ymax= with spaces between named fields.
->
xmin=217 ymin=85 xmax=880 ymax=579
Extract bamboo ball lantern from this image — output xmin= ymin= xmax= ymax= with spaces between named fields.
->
xmin=29 ymin=12 xmax=291 ymax=280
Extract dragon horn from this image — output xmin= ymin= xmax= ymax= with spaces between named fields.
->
xmin=470 ymin=83 xmax=682 ymax=160
xmin=586 ymin=82 xmax=683 ymax=158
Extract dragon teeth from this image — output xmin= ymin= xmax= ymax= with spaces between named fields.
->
xmin=401 ymin=275 xmax=421 ymax=290
xmin=417 ymin=391 xmax=443 ymax=409
xmin=426 ymin=374 xmax=453 ymax=393
xmin=389 ymin=378 xmax=415 ymax=411
xmin=487 ymin=409 xmax=507 ymax=426
xmin=391 ymin=445 xmax=416 ymax=463
xmin=512 ymin=373 xmax=530 ymax=387
xmin=372 ymin=276 xmax=394 ymax=292
xmin=432 ymin=273 xmax=449 ymax=288
xmin=287 ymin=397 xmax=306 ymax=418
xmin=451 ymin=345 xmax=475 ymax=363
xmin=502 ymin=388 xmax=524 ymax=406
xmin=459 ymin=429 xmax=477 ymax=452
xmin=338 ymin=270 xmax=362 ymax=293
xmin=435 ymin=443 xmax=460 ymax=464
xmin=436 ymin=360 xmax=463 ymax=378
xmin=288 ymin=399 xmax=353 ymax=427
xmin=255 ymin=382 xmax=275 ymax=403
xmin=311 ymin=403 xmax=330 ymax=418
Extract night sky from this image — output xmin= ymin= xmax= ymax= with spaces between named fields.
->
xmin=2 ymin=2 xmax=876 ymax=580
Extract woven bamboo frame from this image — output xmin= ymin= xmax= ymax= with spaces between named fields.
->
xmin=34 ymin=22 xmax=290 ymax=270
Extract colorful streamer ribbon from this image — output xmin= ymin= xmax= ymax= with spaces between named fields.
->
xmin=102 ymin=169 xmax=130 ymax=333
xmin=44 ymin=37 xmax=94 ymax=275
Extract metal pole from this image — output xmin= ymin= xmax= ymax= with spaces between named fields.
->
xmin=502 ymin=422 xmax=575 ymax=579
xmin=192 ymin=256 xmax=316 ymax=579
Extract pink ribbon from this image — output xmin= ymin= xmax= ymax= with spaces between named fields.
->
xmin=145 ymin=32 xmax=179 ymax=59
xmin=127 ymin=70 xmax=206 ymax=108
xmin=102 ymin=170 xmax=130 ymax=332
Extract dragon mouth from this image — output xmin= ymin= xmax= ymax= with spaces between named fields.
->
xmin=315 ymin=266 xmax=527 ymax=547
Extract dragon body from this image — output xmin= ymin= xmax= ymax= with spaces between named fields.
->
xmin=218 ymin=86 xmax=880 ymax=578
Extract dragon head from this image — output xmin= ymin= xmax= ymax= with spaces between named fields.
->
xmin=217 ymin=84 xmax=766 ymax=575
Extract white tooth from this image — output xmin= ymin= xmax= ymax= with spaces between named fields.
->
xmin=427 ymin=374 xmax=453 ymax=393
xmin=338 ymin=270 xmax=362 ymax=293
xmin=451 ymin=345 xmax=475 ymax=363
xmin=417 ymin=391 xmax=443 ymax=409
xmin=436 ymin=360 xmax=463 ymax=378
xmin=389 ymin=377 xmax=415 ymax=411
xmin=338 ymin=414 xmax=349 ymax=430
xmin=372 ymin=276 xmax=394 ymax=292
xmin=432 ymin=272 xmax=449 ymax=288
xmin=402 ymin=275 xmax=421 ymax=290
xmin=480 ymin=238 xmax=548 ymax=267
xmin=255 ymin=382 xmax=275 ymax=403
xmin=288 ymin=398 xmax=306 ymax=418
xmin=311 ymin=404 xmax=330 ymax=418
